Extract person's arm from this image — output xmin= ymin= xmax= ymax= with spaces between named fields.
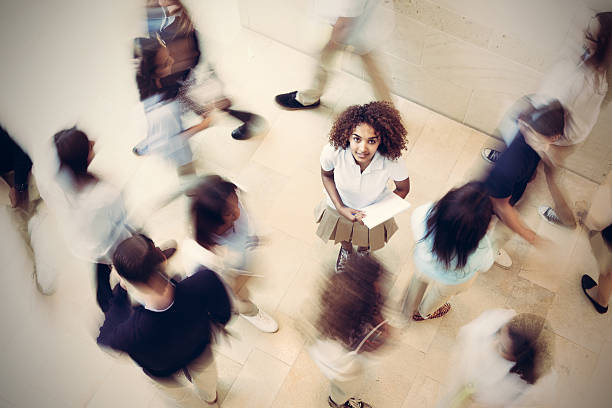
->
xmin=490 ymin=196 xmax=537 ymax=244
xmin=393 ymin=177 xmax=410 ymax=199
xmin=192 ymin=267 xmax=232 ymax=325
xmin=181 ymin=115 xmax=213 ymax=138
xmin=96 ymin=286 xmax=138 ymax=351
xmin=321 ymin=167 xmax=364 ymax=222
xmin=8 ymin=139 xmax=32 ymax=208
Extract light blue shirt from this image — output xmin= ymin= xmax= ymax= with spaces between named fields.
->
xmin=411 ymin=203 xmax=494 ymax=285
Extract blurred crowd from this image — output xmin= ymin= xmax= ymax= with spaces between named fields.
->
xmin=1 ymin=1 xmax=611 ymax=407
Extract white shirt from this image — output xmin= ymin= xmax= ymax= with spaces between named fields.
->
xmin=537 ymin=58 xmax=607 ymax=146
xmin=320 ymin=143 xmax=409 ymax=210
xmin=411 ymin=203 xmax=494 ymax=285
xmin=443 ymin=309 xmax=557 ymax=407
xmin=142 ymin=94 xmax=191 ymax=166
xmin=54 ymin=172 xmax=132 ymax=264
xmin=181 ymin=201 xmax=255 ymax=277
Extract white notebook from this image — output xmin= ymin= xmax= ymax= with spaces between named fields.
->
xmin=361 ymin=194 xmax=411 ymax=229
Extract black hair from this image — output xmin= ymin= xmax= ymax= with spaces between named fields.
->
xmin=506 ymin=313 xmax=552 ymax=385
xmin=586 ymin=12 xmax=612 ymax=71
xmin=190 ymin=175 xmax=238 ymax=250
xmin=134 ymin=36 xmax=180 ymax=101
xmin=518 ymin=99 xmax=565 ymax=138
xmin=112 ymin=234 xmax=166 ymax=285
xmin=423 ymin=182 xmax=493 ymax=270
xmin=53 ymin=127 xmax=95 ymax=183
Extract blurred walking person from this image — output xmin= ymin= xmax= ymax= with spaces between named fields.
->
xmin=97 ymin=234 xmax=230 ymax=407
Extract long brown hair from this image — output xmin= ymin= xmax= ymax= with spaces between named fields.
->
xmin=316 ymin=256 xmax=386 ymax=348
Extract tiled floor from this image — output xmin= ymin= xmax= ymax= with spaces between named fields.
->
xmin=1 ymin=1 xmax=612 ymax=407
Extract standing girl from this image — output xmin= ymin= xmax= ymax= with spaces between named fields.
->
xmin=181 ymin=175 xmax=278 ymax=333
xmin=316 ymin=101 xmax=409 ymax=271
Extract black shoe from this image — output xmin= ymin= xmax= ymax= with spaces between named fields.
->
xmin=581 ymin=274 xmax=608 ymax=314
xmin=274 ymin=91 xmax=320 ymax=110
xmin=231 ymin=123 xmax=251 ymax=140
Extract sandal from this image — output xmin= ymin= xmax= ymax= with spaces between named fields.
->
xmin=413 ymin=303 xmax=451 ymax=321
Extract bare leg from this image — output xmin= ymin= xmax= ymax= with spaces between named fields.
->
xmin=587 ymin=271 xmax=612 ymax=307
xmin=543 ymin=162 xmax=576 ymax=227
xmin=340 ymin=241 xmax=352 ymax=251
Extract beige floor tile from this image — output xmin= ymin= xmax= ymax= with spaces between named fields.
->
xmin=418 ymin=324 xmax=457 ymax=384
xmin=400 ymin=374 xmax=442 ymax=408
xmin=250 ymin=312 xmax=306 ymax=367
xmin=212 ymin=316 xmax=257 ymax=365
xmin=270 ymin=348 xmax=329 ymax=408
xmin=547 ymin=276 xmax=610 ymax=354
xmin=222 ymin=349 xmax=290 ymax=408
xmin=214 ymin=352 xmax=244 ymax=405
xmin=405 ymin=114 xmax=472 ymax=184
xmin=386 ymin=54 xmax=473 ymax=122
xmin=519 ymin=216 xmax=580 ymax=292
xmin=0 ymin=321 xmax=114 ymax=407
xmin=421 ymin=31 xmax=541 ymax=94
xmin=552 ymin=334 xmax=599 ymax=408
xmin=277 ymin=255 xmax=327 ymax=321
xmin=251 ymin=109 xmax=331 ymax=178
xmin=473 ymin=263 xmax=521 ymax=299
xmin=238 ymin=227 xmax=309 ymax=313
xmin=464 ymin=89 xmax=524 ymax=136
xmin=235 ymin=161 xmax=290 ymax=223
xmin=394 ymin=97 xmax=433 ymax=154
xmin=445 ymin=129 xmax=490 ymax=188
xmin=86 ymin=360 xmax=155 ymax=408
xmin=265 ymin=169 xmax=324 ymax=245
xmin=504 ymin=277 xmax=555 ymax=317
xmin=359 ymin=343 xmax=425 ymax=408
xmin=583 ymin=339 xmax=612 ymax=408
xmin=383 ymin=14 xmax=431 ymax=65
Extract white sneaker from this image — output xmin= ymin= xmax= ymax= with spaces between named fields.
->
xmin=494 ymin=248 xmax=512 ymax=269
xmin=240 ymin=309 xmax=279 ymax=333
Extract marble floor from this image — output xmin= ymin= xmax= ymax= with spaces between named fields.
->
xmin=1 ymin=1 xmax=611 ymax=407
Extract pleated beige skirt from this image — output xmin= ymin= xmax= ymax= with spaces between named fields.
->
xmin=314 ymin=200 xmax=398 ymax=251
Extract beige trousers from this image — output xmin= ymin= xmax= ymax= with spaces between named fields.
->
xmin=401 ymin=268 xmax=479 ymax=318
xmin=149 ymin=347 xmax=218 ymax=407
xmin=296 ymin=30 xmax=392 ymax=106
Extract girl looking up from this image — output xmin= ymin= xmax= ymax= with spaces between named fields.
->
xmin=316 ymin=101 xmax=409 ymax=271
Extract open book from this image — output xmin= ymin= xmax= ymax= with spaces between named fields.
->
xmin=361 ymin=194 xmax=411 ymax=229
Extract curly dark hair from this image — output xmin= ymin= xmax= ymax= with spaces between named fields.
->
xmin=316 ymin=256 xmax=386 ymax=349
xmin=329 ymin=101 xmax=408 ymax=160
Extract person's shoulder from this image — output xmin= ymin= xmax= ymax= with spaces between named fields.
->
xmin=181 ymin=266 xmax=223 ymax=290
xmin=322 ymin=142 xmax=343 ymax=157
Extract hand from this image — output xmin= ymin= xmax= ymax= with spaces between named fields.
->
xmin=338 ymin=206 xmax=365 ymax=224
xmin=532 ymin=235 xmax=554 ymax=250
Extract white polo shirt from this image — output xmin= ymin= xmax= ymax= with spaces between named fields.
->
xmin=320 ymin=143 xmax=409 ymax=210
